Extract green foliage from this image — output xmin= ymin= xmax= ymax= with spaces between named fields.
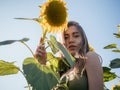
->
xmin=113 ymin=33 xmax=120 ymax=38
xmin=22 ymin=35 xmax=75 ymax=90
xmin=104 ymin=43 xmax=120 ymax=53
xmin=0 ymin=38 xmax=29 ymax=46
xmin=103 ymin=25 xmax=120 ymax=89
xmin=104 ymin=44 xmax=117 ymax=49
xmin=47 ymin=35 xmax=75 ymax=67
xmin=23 ymin=57 xmax=59 ymax=90
xmin=112 ymin=49 xmax=120 ymax=53
xmin=103 ymin=67 xmax=117 ymax=82
xmin=57 ymin=42 xmax=75 ymax=67
xmin=47 ymin=52 xmax=61 ymax=73
xmin=104 ymin=32 xmax=120 ymax=54
xmin=47 ymin=35 xmax=59 ymax=54
xmin=0 ymin=35 xmax=75 ymax=90
xmin=109 ymin=58 xmax=120 ymax=68
xmin=0 ymin=60 xmax=19 ymax=76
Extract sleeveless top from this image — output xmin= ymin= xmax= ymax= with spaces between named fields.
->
xmin=68 ymin=71 xmax=88 ymax=90
xmin=60 ymin=58 xmax=88 ymax=90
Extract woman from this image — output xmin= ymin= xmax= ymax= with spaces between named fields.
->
xmin=35 ymin=21 xmax=104 ymax=90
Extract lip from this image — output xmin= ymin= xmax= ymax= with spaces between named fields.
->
xmin=68 ymin=45 xmax=76 ymax=49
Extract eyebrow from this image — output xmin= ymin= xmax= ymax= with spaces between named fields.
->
xmin=64 ymin=32 xmax=81 ymax=39
xmin=64 ymin=31 xmax=80 ymax=35
xmin=72 ymin=32 xmax=80 ymax=35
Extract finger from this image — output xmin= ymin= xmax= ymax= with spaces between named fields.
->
xmin=35 ymin=48 xmax=43 ymax=57
xmin=37 ymin=48 xmax=45 ymax=53
xmin=38 ymin=44 xmax=45 ymax=50
xmin=40 ymin=37 xmax=43 ymax=43
xmin=36 ymin=48 xmax=46 ymax=55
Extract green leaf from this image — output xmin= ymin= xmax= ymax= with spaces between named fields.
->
xmin=103 ymin=67 xmax=111 ymax=72
xmin=15 ymin=18 xmax=43 ymax=24
xmin=103 ymin=67 xmax=117 ymax=82
xmin=113 ymin=33 xmax=120 ymax=38
xmin=23 ymin=57 xmax=59 ymax=90
xmin=110 ymin=58 xmax=120 ymax=68
xmin=112 ymin=49 xmax=120 ymax=53
xmin=47 ymin=52 xmax=61 ymax=73
xmin=47 ymin=35 xmax=75 ymax=67
xmin=47 ymin=35 xmax=59 ymax=54
xmin=57 ymin=42 xmax=75 ymax=67
xmin=19 ymin=38 xmax=29 ymax=42
xmin=103 ymin=71 xmax=117 ymax=82
xmin=0 ymin=40 xmax=17 ymax=46
xmin=104 ymin=44 xmax=117 ymax=49
xmin=0 ymin=38 xmax=29 ymax=46
xmin=0 ymin=60 xmax=19 ymax=76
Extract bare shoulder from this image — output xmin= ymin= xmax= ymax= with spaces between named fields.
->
xmin=86 ymin=51 xmax=102 ymax=63
xmin=86 ymin=51 xmax=99 ymax=57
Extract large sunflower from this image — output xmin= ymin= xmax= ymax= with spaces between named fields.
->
xmin=40 ymin=0 xmax=68 ymax=33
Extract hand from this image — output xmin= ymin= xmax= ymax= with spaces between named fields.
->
xmin=34 ymin=38 xmax=47 ymax=65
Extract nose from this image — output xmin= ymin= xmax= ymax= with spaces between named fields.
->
xmin=69 ymin=36 xmax=74 ymax=43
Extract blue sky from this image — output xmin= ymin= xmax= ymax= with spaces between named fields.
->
xmin=0 ymin=0 xmax=120 ymax=90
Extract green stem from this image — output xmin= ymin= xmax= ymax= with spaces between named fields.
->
xmin=20 ymin=41 xmax=34 ymax=57
xmin=18 ymin=68 xmax=31 ymax=90
xmin=42 ymin=29 xmax=47 ymax=39
xmin=41 ymin=29 xmax=47 ymax=44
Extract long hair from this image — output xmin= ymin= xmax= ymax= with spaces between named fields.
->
xmin=58 ymin=21 xmax=89 ymax=57
xmin=57 ymin=21 xmax=90 ymax=76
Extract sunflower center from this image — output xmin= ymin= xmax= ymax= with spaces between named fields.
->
xmin=45 ymin=1 xmax=67 ymax=26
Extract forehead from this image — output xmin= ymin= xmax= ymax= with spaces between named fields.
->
xmin=64 ymin=26 xmax=80 ymax=34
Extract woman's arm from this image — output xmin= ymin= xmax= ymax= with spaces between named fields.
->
xmin=86 ymin=51 xmax=104 ymax=90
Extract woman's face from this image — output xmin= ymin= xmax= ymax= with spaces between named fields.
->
xmin=64 ymin=26 xmax=82 ymax=57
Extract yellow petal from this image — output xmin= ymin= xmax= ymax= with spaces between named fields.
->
xmin=40 ymin=0 xmax=68 ymax=33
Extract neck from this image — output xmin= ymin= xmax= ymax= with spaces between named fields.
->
xmin=72 ymin=52 xmax=79 ymax=58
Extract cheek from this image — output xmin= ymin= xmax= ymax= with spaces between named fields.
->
xmin=76 ymin=38 xmax=82 ymax=45
xmin=64 ymin=39 xmax=69 ymax=46
xmin=78 ymin=40 xmax=82 ymax=46
xmin=76 ymin=39 xmax=82 ymax=50
xmin=65 ymin=41 xmax=69 ymax=48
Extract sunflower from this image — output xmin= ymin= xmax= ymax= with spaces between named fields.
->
xmin=40 ymin=0 xmax=68 ymax=33
xmin=88 ymin=44 xmax=94 ymax=51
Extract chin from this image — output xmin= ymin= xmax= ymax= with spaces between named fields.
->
xmin=70 ymin=51 xmax=76 ymax=56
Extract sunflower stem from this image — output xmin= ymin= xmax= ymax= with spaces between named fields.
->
xmin=42 ymin=29 xmax=47 ymax=42
xmin=19 ymin=41 xmax=34 ymax=57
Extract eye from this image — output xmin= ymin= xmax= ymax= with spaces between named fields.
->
xmin=64 ymin=35 xmax=69 ymax=40
xmin=74 ymin=34 xmax=80 ymax=37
